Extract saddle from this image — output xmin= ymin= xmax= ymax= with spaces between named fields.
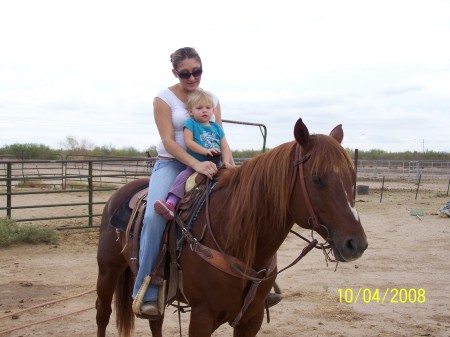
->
xmin=110 ymin=173 xmax=208 ymax=275
xmin=119 ymin=173 xmax=211 ymax=319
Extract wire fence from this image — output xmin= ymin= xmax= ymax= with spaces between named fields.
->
xmin=0 ymin=157 xmax=154 ymax=229
xmin=1 ymin=157 xmax=449 ymax=229
xmin=357 ymin=160 xmax=450 ymax=181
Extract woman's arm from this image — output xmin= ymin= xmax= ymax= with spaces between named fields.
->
xmin=213 ymin=101 xmax=235 ymax=165
xmin=220 ymin=136 xmax=234 ymax=167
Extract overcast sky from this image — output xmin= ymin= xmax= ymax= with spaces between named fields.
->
xmin=1 ymin=0 xmax=449 ymax=153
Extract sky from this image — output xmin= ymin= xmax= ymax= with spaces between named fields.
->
xmin=1 ymin=0 xmax=449 ymax=153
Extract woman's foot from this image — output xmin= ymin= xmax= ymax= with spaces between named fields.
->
xmin=266 ymin=292 xmax=283 ymax=307
xmin=141 ymin=301 xmax=159 ymax=315
xmin=154 ymin=200 xmax=175 ymax=220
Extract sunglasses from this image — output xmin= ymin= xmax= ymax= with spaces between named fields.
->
xmin=175 ymin=68 xmax=203 ymax=80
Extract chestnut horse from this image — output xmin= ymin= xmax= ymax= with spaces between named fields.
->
xmin=95 ymin=118 xmax=368 ymax=337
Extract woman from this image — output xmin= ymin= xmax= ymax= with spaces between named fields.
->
xmin=132 ymin=47 xmax=233 ymax=316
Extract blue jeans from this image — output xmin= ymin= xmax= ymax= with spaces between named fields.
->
xmin=132 ymin=158 xmax=186 ymax=301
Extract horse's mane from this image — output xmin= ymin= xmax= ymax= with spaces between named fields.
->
xmin=216 ymin=141 xmax=295 ymax=267
xmin=216 ymin=134 xmax=354 ymax=270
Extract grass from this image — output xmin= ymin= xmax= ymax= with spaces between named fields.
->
xmin=64 ymin=180 xmax=116 ymax=189
xmin=0 ymin=217 xmax=59 ymax=246
xmin=16 ymin=179 xmax=46 ymax=188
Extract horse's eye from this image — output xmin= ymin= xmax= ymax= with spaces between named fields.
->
xmin=311 ymin=175 xmax=323 ymax=186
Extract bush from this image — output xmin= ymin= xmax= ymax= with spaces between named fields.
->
xmin=16 ymin=179 xmax=46 ymax=188
xmin=0 ymin=217 xmax=59 ymax=246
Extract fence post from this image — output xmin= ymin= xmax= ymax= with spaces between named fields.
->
xmin=6 ymin=162 xmax=12 ymax=218
xmin=353 ymin=149 xmax=358 ymax=202
xmin=415 ymin=173 xmax=422 ymax=200
xmin=380 ymin=176 xmax=385 ymax=203
xmin=61 ymin=160 xmax=64 ymax=189
xmin=88 ymin=161 xmax=93 ymax=227
xmin=447 ymin=179 xmax=449 ymax=197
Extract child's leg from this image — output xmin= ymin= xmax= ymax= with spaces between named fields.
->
xmin=167 ymin=167 xmax=195 ymax=201
xmin=154 ymin=167 xmax=195 ymax=220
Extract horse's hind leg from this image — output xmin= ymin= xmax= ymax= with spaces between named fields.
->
xmin=149 ymin=316 xmax=164 ymax=337
xmin=96 ymin=262 xmax=125 ymax=337
xmin=96 ymin=224 xmax=128 ymax=337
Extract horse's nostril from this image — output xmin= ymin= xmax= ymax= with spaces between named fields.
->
xmin=345 ymin=238 xmax=357 ymax=255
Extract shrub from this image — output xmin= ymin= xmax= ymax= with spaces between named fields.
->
xmin=0 ymin=217 xmax=59 ymax=246
xmin=16 ymin=179 xmax=46 ymax=188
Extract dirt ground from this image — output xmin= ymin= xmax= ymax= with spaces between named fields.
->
xmin=1 ymin=179 xmax=450 ymax=337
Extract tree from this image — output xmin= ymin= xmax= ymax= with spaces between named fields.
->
xmin=60 ymin=136 xmax=94 ymax=157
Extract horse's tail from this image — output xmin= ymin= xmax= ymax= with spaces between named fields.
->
xmin=115 ymin=266 xmax=135 ymax=337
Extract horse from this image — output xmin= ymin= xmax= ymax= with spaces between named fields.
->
xmin=95 ymin=118 xmax=368 ymax=337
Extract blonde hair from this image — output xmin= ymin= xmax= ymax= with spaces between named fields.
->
xmin=186 ymin=88 xmax=214 ymax=110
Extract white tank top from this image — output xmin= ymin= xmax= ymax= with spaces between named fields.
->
xmin=155 ymin=88 xmax=218 ymax=158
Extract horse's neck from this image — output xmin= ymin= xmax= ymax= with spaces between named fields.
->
xmin=254 ymin=219 xmax=294 ymax=268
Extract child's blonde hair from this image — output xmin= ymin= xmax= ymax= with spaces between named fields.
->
xmin=186 ymin=88 xmax=214 ymax=110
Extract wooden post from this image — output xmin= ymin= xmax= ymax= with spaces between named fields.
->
xmin=447 ymin=179 xmax=449 ymax=197
xmin=353 ymin=149 xmax=358 ymax=202
xmin=6 ymin=162 xmax=12 ymax=218
xmin=415 ymin=173 xmax=422 ymax=200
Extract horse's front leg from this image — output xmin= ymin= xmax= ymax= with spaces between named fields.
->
xmin=188 ymin=306 xmax=217 ymax=337
xmin=233 ymin=307 xmax=265 ymax=337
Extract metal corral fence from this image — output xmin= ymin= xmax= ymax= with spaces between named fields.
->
xmin=357 ymin=160 xmax=450 ymax=181
xmin=1 ymin=157 xmax=449 ymax=229
xmin=0 ymin=157 xmax=155 ymax=229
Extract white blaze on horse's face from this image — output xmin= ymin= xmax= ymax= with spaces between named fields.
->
xmin=344 ymin=190 xmax=360 ymax=221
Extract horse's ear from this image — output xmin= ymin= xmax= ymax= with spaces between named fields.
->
xmin=330 ymin=124 xmax=344 ymax=144
xmin=294 ymin=118 xmax=311 ymax=149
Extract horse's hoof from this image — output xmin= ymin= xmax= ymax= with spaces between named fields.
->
xmin=266 ymin=293 xmax=283 ymax=308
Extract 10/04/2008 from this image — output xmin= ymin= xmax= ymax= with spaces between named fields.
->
xmin=338 ymin=288 xmax=426 ymax=304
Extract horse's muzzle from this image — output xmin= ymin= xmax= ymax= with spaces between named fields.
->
xmin=333 ymin=234 xmax=368 ymax=262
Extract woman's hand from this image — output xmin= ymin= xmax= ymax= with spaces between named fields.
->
xmin=192 ymin=160 xmax=218 ymax=180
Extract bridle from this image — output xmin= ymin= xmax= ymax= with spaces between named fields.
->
xmin=288 ymin=143 xmax=338 ymax=269
xmin=196 ymin=142 xmax=337 ymax=280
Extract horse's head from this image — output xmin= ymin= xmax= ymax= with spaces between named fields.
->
xmin=290 ymin=118 xmax=368 ymax=262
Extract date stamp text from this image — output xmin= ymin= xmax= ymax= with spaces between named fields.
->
xmin=338 ymin=288 xmax=426 ymax=304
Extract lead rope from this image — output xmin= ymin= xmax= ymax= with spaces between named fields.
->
xmin=177 ymin=299 xmax=182 ymax=337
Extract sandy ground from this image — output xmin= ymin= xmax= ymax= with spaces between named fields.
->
xmin=1 ymin=179 xmax=450 ymax=337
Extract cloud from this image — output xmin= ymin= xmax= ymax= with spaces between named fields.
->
xmin=0 ymin=0 xmax=449 ymax=153
xmin=380 ymin=86 xmax=424 ymax=97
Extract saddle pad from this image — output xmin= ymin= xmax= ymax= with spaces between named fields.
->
xmin=111 ymin=187 xmax=148 ymax=232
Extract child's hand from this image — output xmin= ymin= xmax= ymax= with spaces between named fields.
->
xmin=222 ymin=162 xmax=233 ymax=168
xmin=205 ymin=148 xmax=221 ymax=157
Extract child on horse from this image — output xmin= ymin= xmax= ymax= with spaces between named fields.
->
xmin=154 ymin=88 xmax=232 ymax=220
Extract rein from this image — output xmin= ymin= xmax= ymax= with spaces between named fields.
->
xmin=197 ymin=144 xmax=338 ymax=276
xmin=181 ymin=144 xmax=336 ymax=282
